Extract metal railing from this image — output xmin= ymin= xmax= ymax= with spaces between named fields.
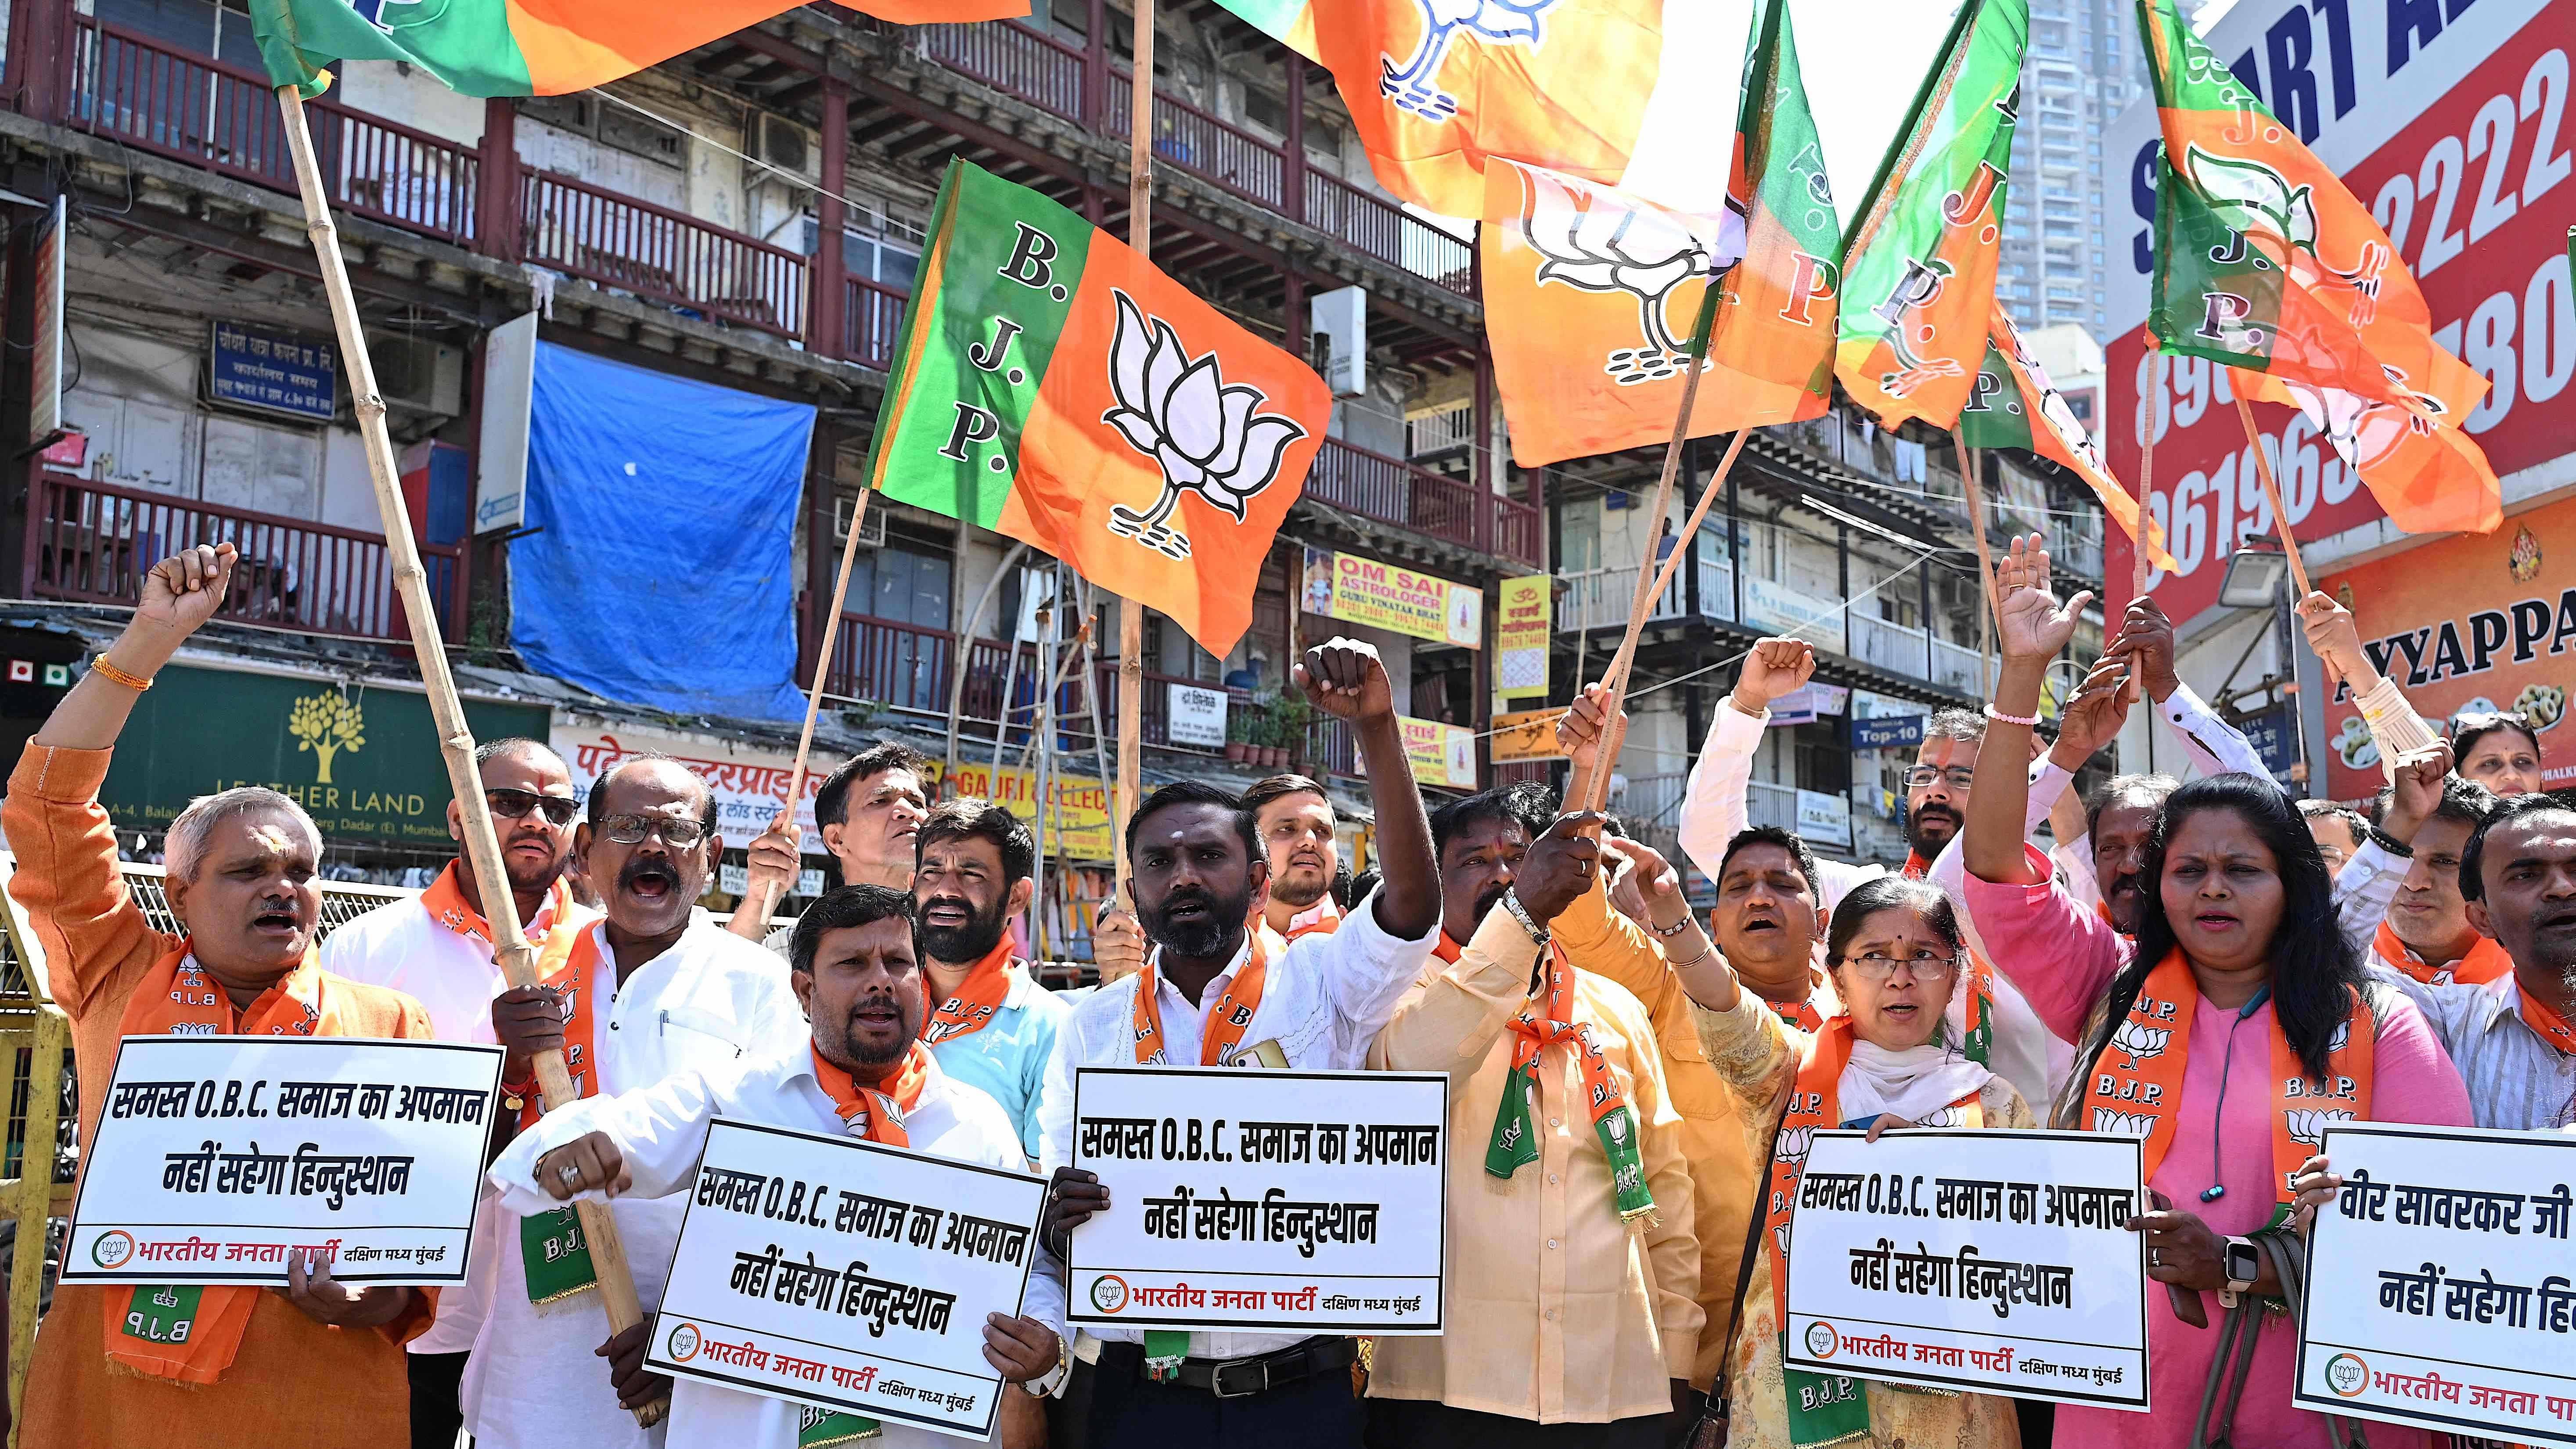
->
xmin=1849 ymin=611 xmax=1932 ymax=680
xmin=521 ymin=171 xmax=807 ymax=337
xmin=25 ymin=474 xmax=464 ymax=642
xmin=1745 ymin=778 xmax=1801 ymax=834
xmin=1405 ymin=405 xmax=1473 ymax=459
xmin=1928 ymin=636 xmax=1987 ymax=696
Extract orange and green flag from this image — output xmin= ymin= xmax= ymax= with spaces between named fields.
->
xmin=1209 ymin=0 xmax=1319 ymax=60
xmin=1961 ymin=302 xmax=2176 ymax=571
xmin=1479 ymin=0 xmax=1838 ymax=466
xmin=866 ymin=161 xmax=1326 ymax=658
xmin=2135 ymin=0 xmax=2498 ymax=535
xmin=251 ymin=0 xmax=1028 ymax=97
xmin=1834 ymin=0 xmax=2026 ymax=431
xmin=1310 ymin=0 xmax=1745 ymax=219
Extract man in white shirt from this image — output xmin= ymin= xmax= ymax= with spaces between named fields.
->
xmin=1036 ymin=640 xmax=1441 ymax=1448
xmin=731 ymin=741 xmax=933 ymax=946
xmin=466 ymin=755 xmax=809 ymax=1449
xmin=319 ymin=735 xmax=595 ymax=1449
xmin=493 ymin=884 xmax=1069 ymax=1449
xmin=1242 ymin=773 xmax=1344 ymax=948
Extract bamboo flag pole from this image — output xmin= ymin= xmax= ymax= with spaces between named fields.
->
xmin=745 ymin=484 xmax=873 ymax=929
xmin=1579 ymin=281 xmax=1724 ymax=816
xmin=1113 ymin=0 xmax=1156 ymax=908
xmin=272 ymin=86 xmax=666 ymax=1426
xmin=2136 ymin=349 xmax=2156 ymax=603
xmin=1955 ymin=436 xmax=2000 ymax=699
xmin=2234 ymin=396 xmax=2311 ymax=597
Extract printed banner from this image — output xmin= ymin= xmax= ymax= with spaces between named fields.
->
xmin=1399 ymin=716 xmax=1477 ymax=789
xmin=2296 ymin=1122 xmax=2576 ymax=1444
xmin=1783 ymin=1129 xmax=2150 ymax=1412
xmin=1068 ymin=1067 xmax=1446 ymax=1335
xmin=555 ymin=720 xmax=827 ymax=856
xmin=1168 ymin=683 xmax=1229 ymax=748
xmin=63 ymin=1037 xmax=502 ymax=1287
xmin=1496 ymin=575 xmax=1551 ymax=698
xmin=1491 ymin=708 xmax=1569 ymax=763
xmin=646 ymin=1118 xmax=1048 ymax=1442
xmin=1301 ymin=547 xmax=1482 ymax=648
xmin=928 ymin=759 xmax=1113 ymax=860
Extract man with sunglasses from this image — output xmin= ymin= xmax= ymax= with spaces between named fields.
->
xmin=321 ymin=736 xmax=596 ymax=1449
xmin=463 ymin=755 xmax=809 ymax=1449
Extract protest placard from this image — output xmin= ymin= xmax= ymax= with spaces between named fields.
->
xmin=1068 ymin=1066 xmax=1445 ymax=1335
xmin=2296 ymin=1123 xmax=2576 ymax=1444
xmin=1782 ymin=1129 xmax=2148 ymax=1411
xmin=645 ymin=1118 xmax=1047 ymax=1442
xmin=63 ymin=1036 xmax=501 ymax=1287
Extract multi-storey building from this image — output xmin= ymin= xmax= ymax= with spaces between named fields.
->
xmin=2001 ymin=0 xmax=2130 ymax=341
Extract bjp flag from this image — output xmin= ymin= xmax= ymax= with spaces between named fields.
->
xmin=1311 ymin=0 xmax=1754 ymax=219
xmin=1480 ymin=0 xmax=1836 ymax=465
xmin=865 ymin=162 xmax=1327 ymax=658
xmin=2136 ymin=0 xmax=2498 ymax=536
xmin=1961 ymin=302 xmax=2176 ymax=572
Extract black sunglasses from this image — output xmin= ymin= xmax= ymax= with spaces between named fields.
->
xmin=488 ymin=787 xmax=579 ymax=827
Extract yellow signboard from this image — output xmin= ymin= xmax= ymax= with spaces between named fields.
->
xmin=1496 ymin=576 xmax=1551 ymax=698
xmin=1400 ymin=716 xmax=1479 ymax=788
xmin=1302 ymin=547 xmax=1482 ymax=647
xmin=1490 ymin=708 xmax=1569 ymax=762
xmin=926 ymin=759 xmax=1113 ymax=859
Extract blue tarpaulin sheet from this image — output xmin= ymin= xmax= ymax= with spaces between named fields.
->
xmin=510 ymin=343 xmax=815 ymax=721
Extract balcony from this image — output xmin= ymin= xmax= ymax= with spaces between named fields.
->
xmin=1306 ymin=438 xmax=1542 ymax=565
xmin=824 ymin=613 xmax=1232 ymax=755
xmin=1556 ymin=535 xmax=1734 ymax=633
xmin=23 ymin=473 xmax=465 ymax=641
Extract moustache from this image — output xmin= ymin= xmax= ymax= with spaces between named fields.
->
xmin=619 ymin=857 xmax=680 ymax=890
xmin=1471 ymin=882 xmax=1509 ymax=925
xmin=1913 ymin=802 xmax=1961 ymax=821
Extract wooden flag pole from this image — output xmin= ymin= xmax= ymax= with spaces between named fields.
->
xmin=1955 ymin=435 xmax=2000 ymax=700
xmin=1580 ymin=282 xmax=1724 ymax=815
xmin=1113 ymin=0 xmax=1156 ymax=906
xmin=2233 ymin=396 xmax=2311 ymax=597
xmin=274 ymin=85 xmax=666 ymax=1428
xmin=2136 ymin=349 xmax=2156 ymax=603
xmin=743 ymin=484 xmax=873 ymax=931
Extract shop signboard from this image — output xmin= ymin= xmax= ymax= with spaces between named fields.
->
xmin=1301 ymin=548 xmax=1482 ymax=647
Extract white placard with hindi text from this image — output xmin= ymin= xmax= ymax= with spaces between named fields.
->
xmin=63 ymin=1036 xmax=501 ymax=1287
xmin=1069 ymin=1067 xmax=1446 ymax=1335
xmin=2297 ymin=1123 xmax=2576 ymax=1444
xmin=1783 ymin=1129 xmax=2150 ymax=1412
xmin=645 ymin=1118 xmax=1047 ymax=1442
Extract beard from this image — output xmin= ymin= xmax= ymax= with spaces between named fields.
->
xmin=1270 ymin=867 xmax=1332 ymax=910
xmin=817 ymin=989 xmax=920 ymax=1075
xmin=1142 ymin=881 xmax=1256 ymax=958
xmin=1905 ymin=803 xmax=1961 ymax=858
xmin=502 ymin=831 xmax=566 ymax=894
xmin=1467 ymin=881 xmax=1508 ymax=932
xmin=921 ymin=891 xmax=1010 ymax=964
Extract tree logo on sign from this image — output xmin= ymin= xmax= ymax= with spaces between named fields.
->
xmin=288 ymin=690 xmax=366 ymax=785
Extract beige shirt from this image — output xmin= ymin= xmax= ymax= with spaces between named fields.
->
xmin=1365 ymin=907 xmax=1702 ymax=1424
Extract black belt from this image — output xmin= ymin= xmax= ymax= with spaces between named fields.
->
xmin=1108 ymin=1335 xmax=1356 ymax=1399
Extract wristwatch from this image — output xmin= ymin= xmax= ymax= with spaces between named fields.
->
xmin=1500 ymin=887 xmax=1551 ymax=947
xmin=2220 ymin=1235 xmax=2261 ymax=1308
xmin=1026 ymin=1329 xmax=1072 ymax=1398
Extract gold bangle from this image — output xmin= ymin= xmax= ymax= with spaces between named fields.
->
xmin=88 ymin=656 xmax=153 ymax=692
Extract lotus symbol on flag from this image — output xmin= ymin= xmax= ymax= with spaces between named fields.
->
xmin=2285 ymin=1108 xmax=2354 ymax=1145
xmin=1100 ymin=289 xmax=1307 ymax=561
xmin=1380 ymin=0 xmax=1562 ymax=122
xmin=1516 ymin=169 xmax=1735 ymax=385
xmin=2111 ymin=1020 xmax=2172 ymax=1069
xmin=2092 ymin=1108 xmax=2155 ymax=1137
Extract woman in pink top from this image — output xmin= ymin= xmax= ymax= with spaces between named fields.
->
xmin=1959 ymin=537 xmax=2470 ymax=1449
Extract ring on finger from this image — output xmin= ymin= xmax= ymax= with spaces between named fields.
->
xmin=2148 ymin=1247 xmax=2162 ymax=1267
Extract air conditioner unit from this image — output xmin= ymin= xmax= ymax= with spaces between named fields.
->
xmin=759 ymin=114 xmax=815 ymax=178
xmin=834 ymin=492 xmax=885 ymax=547
xmin=370 ymin=334 xmax=464 ymax=417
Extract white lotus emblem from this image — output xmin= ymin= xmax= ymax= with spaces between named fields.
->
xmin=2285 ymin=1109 xmax=2353 ymax=1145
xmin=1100 ymin=289 xmax=1307 ymax=561
xmin=2111 ymin=1021 xmax=2172 ymax=1069
xmin=1777 ymin=1126 xmax=1814 ymax=1163
xmin=1512 ymin=167 xmax=1741 ymax=385
xmin=2328 ymin=1020 xmax=2350 ymax=1053
xmin=2093 ymin=1108 xmax=2155 ymax=1137
xmin=1774 ymin=1224 xmax=1792 ymax=1257
xmin=1918 ymin=1107 xmax=1964 ymax=1129
xmin=1380 ymin=0 xmax=1562 ymax=122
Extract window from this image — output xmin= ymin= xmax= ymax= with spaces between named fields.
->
xmin=855 ymin=545 xmax=952 ymax=630
xmin=801 ymin=221 xmax=923 ymax=294
xmin=96 ymin=0 xmax=261 ymax=68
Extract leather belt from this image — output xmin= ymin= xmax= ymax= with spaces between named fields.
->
xmin=1134 ymin=1335 xmax=1356 ymax=1399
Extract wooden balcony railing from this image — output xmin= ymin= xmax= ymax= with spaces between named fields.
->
xmin=845 ymin=277 xmax=910 ymax=371
xmin=520 ymin=171 xmax=807 ymax=338
xmin=1307 ymin=439 xmax=1538 ymax=564
xmin=24 ymin=474 xmax=464 ymax=641
xmin=68 ymin=16 xmax=479 ymax=244
xmin=827 ymin=615 xmax=1222 ymax=754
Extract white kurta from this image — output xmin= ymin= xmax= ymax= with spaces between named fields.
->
xmin=321 ymin=885 xmax=597 ymax=1356
xmin=492 ymin=1046 xmax=1066 ymax=1448
xmin=462 ymin=913 xmax=809 ymax=1449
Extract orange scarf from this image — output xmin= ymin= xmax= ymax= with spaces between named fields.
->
xmin=1283 ymin=894 xmax=1342 ymax=942
xmin=1490 ymin=944 xmax=1655 ymax=1223
xmin=420 ymin=860 xmax=583 ymax=976
xmin=812 ymin=1042 xmax=933 ymax=1146
xmin=2517 ymin=982 xmax=2576 ymax=1054
xmin=1433 ymin=932 xmax=1464 ymax=964
xmin=1763 ymin=1014 xmax=1984 ymax=1334
xmin=105 ymin=944 xmax=341 ymax=1384
xmin=1131 ymin=931 xmax=1270 ymax=1065
xmin=2083 ymin=949 xmax=2375 ymax=1208
xmin=922 ymin=936 xmax=1017 ymax=1047
xmin=2371 ymin=921 xmax=2513 ymax=988
xmin=518 ymin=928 xmax=606 ymax=1131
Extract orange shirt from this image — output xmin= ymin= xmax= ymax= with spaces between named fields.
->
xmin=4 ymin=742 xmax=435 ymax=1449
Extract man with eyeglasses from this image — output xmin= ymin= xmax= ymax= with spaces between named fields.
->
xmin=2298 ymin=799 xmax=2368 ymax=879
xmin=320 ymin=736 xmax=597 ymax=1449
xmin=464 ymin=755 xmax=809 ymax=1449
xmin=731 ymin=741 xmax=933 ymax=947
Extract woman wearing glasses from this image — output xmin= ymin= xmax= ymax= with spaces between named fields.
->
xmin=1693 ymin=872 xmax=2031 ymax=1449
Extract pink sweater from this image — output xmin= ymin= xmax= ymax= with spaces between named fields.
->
xmin=1961 ymin=848 xmax=2471 ymax=1449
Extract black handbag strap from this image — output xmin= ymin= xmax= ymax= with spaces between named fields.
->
xmin=1685 ymin=1069 xmax=1798 ymax=1445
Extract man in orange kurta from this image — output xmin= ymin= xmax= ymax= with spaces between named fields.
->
xmin=8 ymin=542 xmax=436 ymax=1448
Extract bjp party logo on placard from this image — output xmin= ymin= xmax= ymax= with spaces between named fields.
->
xmin=287 ymin=690 xmax=366 ymax=785
xmin=664 ymin=1321 xmax=703 ymax=1363
xmin=1090 ymin=1276 xmax=1133 ymax=1314
xmin=1803 ymin=1320 xmax=1842 ymax=1360
xmin=91 ymin=1230 xmax=136 ymax=1269
xmin=2324 ymin=1352 xmax=2370 ymax=1398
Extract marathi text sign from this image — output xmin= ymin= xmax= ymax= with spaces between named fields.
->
xmin=648 ymin=1118 xmax=1047 ymax=1442
xmin=930 ymin=759 xmax=1113 ymax=860
xmin=556 ymin=722 xmax=827 ymax=856
xmin=64 ymin=1037 xmax=501 ymax=1287
xmin=1497 ymin=575 xmax=1550 ymax=698
xmin=1784 ymin=1129 xmax=2149 ymax=1412
xmin=1491 ymin=708 xmax=1568 ymax=763
xmin=1301 ymin=547 xmax=1481 ymax=647
xmin=2297 ymin=1123 xmax=2576 ymax=1444
xmin=1400 ymin=716 xmax=1476 ymax=789
xmin=1069 ymin=1067 xmax=1446 ymax=1335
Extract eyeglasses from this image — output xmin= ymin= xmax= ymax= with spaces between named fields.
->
xmin=599 ymin=813 xmax=710 ymax=848
xmin=488 ymin=788 xmax=578 ymax=827
xmin=1838 ymin=951 xmax=1959 ymax=982
xmin=2315 ymin=844 xmax=2351 ymax=867
xmin=1903 ymin=766 xmax=1978 ymax=790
